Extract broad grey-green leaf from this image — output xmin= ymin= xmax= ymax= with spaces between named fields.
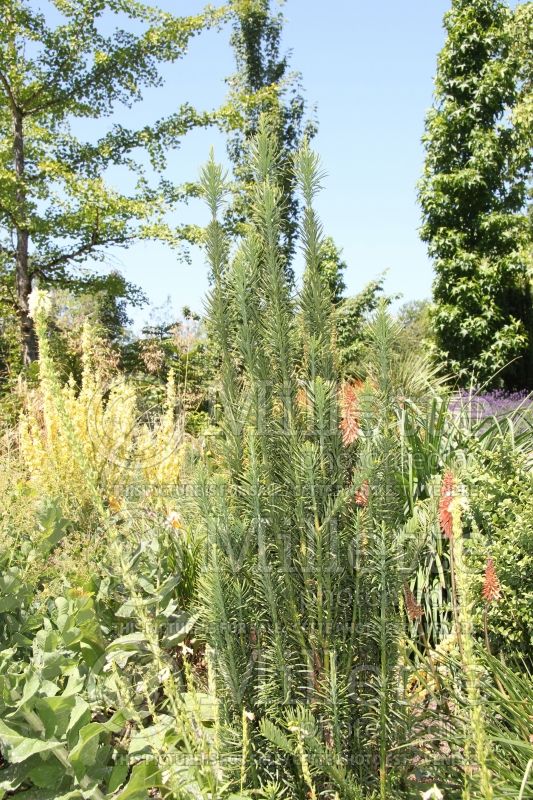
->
xmin=0 ymin=569 xmax=26 ymax=612
xmin=69 ymin=724 xmax=104 ymax=777
xmin=66 ymin=696 xmax=91 ymax=739
xmin=35 ymin=695 xmax=77 ymax=739
xmin=0 ymin=760 xmax=34 ymax=791
xmin=8 ymin=671 xmax=40 ymax=716
xmin=112 ymin=760 xmax=161 ymax=800
xmin=27 ymin=757 xmax=65 ymax=789
xmin=69 ymin=711 xmax=128 ymax=779
xmin=162 ymin=612 xmax=196 ymax=647
xmin=38 ymin=522 xmax=68 ymax=557
xmin=106 ymin=633 xmax=148 ymax=652
xmin=107 ymin=762 xmax=130 ymax=794
xmin=114 ymin=601 xmax=136 ymax=619
xmin=63 ymin=669 xmax=86 ymax=698
xmin=0 ymin=720 xmax=62 ymax=763
xmin=128 ymin=715 xmax=177 ymax=757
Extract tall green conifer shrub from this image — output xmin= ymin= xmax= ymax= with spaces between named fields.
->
xmin=194 ymin=125 xmax=423 ymax=798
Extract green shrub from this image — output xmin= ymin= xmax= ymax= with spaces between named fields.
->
xmin=463 ymin=428 xmax=533 ymax=660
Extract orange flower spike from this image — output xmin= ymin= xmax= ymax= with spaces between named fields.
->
xmin=339 ymin=382 xmax=361 ymax=446
xmin=296 ymin=386 xmax=308 ymax=411
xmin=439 ymin=471 xmax=455 ymax=539
xmin=355 ymin=480 xmax=369 ymax=508
xmin=482 ymin=558 xmax=501 ymax=603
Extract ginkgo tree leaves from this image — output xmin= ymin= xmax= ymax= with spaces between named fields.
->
xmin=0 ymin=0 xmax=227 ymax=364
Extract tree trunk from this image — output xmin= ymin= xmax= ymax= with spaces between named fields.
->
xmin=13 ymin=106 xmax=38 ymax=365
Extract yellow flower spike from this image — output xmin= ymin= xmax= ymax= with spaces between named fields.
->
xmin=108 ymin=495 xmax=123 ymax=513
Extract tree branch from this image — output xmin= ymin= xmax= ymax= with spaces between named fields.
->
xmin=0 ymin=242 xmax=15 ymax=257
xmin=0 ymin=67 xmax=19 ymax=115
xmin=35 ymin=234 xmax=135 ymax=275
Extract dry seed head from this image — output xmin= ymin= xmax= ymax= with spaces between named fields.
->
xmin=354 ymin=480 xmax=369 ymax=508
xmin=404 ymin=584 xmax=424 ymax=622
xmin=140 ymin=340 xmax=165 ymax=374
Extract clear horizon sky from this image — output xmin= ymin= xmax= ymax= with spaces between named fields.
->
xmin=85 ymin=0 xmax=455 ymax=329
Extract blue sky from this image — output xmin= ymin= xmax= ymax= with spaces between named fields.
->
xmin=87 ymin=0 xmax=453 ymax=328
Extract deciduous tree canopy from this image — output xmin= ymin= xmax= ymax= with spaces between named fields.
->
xmin=0 ymin=0 xmax=225 ymax=364
xmin=419 ymin=0 xmax=532 ymax=389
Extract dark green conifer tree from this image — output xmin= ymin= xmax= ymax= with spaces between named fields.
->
xmin=195 ymin=124 xmax=429 ymax=799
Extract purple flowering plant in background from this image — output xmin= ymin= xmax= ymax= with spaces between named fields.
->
xmin=449 ymin=389 xmax=533 ymax=424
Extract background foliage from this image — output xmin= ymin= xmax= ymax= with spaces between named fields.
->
xmin=419 ymin=0 xmax=533 ymax=389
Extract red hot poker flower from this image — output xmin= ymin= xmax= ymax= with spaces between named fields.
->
xmin=339 ymin=382 xmax=361 ymax=446
xmin=439 ymin=471 xmax=455 ymax=539
xmin=354 ymin=480 xmax=369 ymax=508
xmin=482 ymin=558 xmax=501 ymax=603
xmin=296 ymin=386 xmax=308 ymax=411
